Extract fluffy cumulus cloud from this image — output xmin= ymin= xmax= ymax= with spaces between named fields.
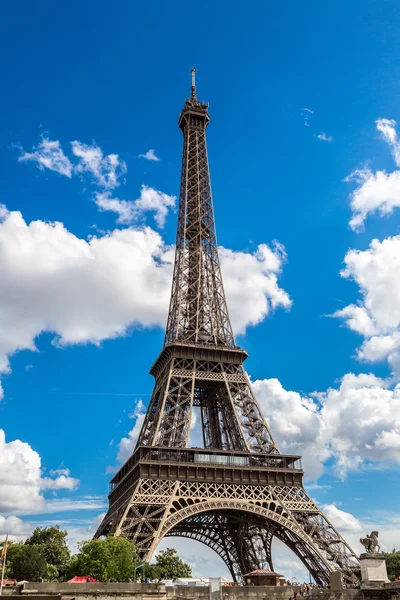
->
xmin=334 ymin=235 xmax=400 ymax=373
xmin=95 ymin=185 xmax=176 ymax=228
xmin=0 ymin=429 xmax=79 ymax=515
xmin=19 ymin=139 xmax=73 ymax=177
xmin=220 ymin=242 xmax=291 ymax=334
xmin=254 ymin=372 xmax=400 ymax=480
xmin=0 ymin=205 xmax=290 ymax=393
xmin=347 ymin=118 xmax=400 ymax=230
xmin=0 ymin=205 xmax=172 ymax=380
xmin=323 ymin=505 xmax=362 ymax=532
xmin=0 ymin=515 xmax=26 ymax=536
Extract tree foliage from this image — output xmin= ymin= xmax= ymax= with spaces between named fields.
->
xmin=3 ymin=542 xmax=24 ymax=579
xmin=10 ymin=545 xmax=47 ymax=582
xmin=25 ymin=526 xmax=70 ymax=577
xmin=384 ymin=550 xmax=400 ymax=581
xmin=4 ymin=529 xmax=191 ymax=583
xmin=153 ymin=548 xmax=192 ymax=580
xmin=65 ymin=537 xmax=138 ymax=582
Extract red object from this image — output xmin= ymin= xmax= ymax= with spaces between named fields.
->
xmin=67 ymin=576 xmax=99 ymax=583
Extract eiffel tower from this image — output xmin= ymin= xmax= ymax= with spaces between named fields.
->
xmin=95 ymin=71 xmax=360 ymax=585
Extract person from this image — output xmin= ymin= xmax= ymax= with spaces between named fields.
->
xmin=86 ymin=577 xmax=91 ymax=583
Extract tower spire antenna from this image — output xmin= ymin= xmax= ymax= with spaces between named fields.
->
xmin=191 ymin=67 xmax=196 ymax=99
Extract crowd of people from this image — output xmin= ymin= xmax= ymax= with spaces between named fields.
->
xmin=287 ymin=580 xmax=359 ymax=597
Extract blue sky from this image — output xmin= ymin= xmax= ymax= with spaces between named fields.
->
xmin=1 ymin=0 xmax=400 ymax=581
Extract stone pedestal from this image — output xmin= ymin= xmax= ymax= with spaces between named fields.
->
xmin=360 ymin=553 xmax=389 ymax=587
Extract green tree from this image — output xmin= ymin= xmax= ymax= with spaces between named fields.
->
xmin=46 ymin=564 xmax=60 ymax=582
xmin=25 ymin=526 xmax=70 ymax=577
xmin=153 ymin=548 xmax=192 ymax=580
xmin=10 ymin=545 xmax=47 ymax=582
xmin=3 ymin=542 xmax=24 ymax=579
xmin=384 ymin=550 xmax=400 ymax=581
xmin=66 ymin=537 xmax=137 ymax=582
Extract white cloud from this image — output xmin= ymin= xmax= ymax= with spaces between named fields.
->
xmin=0 ymin=429 xmax=79 ymax=515
xmin=316 ymin=132 xmax=332 ymax=142
xmin=139 ymin=149 xmax=160 ymax=162
xmin=323 ymin=507 xmax=400 ymax=557
xmin=220 ymin=242 xmax=292 ymax=334
xmin=43 ymin=497 xmax=107 ymax=514
xmin=131 ymin=186 xmax=176 ymax=228
xmin=94 ymin=192 xmax=136 ymax=224
xmin=95 ymin=185 xmax=176 ymax=228
xmin=40 ymin=475 xmax=79 ymax=491
xmin=254 ymin=372 xmax=400 ymax=480
xmin=0 ymin=205 xmax=172 ymax=379
xmin=303 ymin=109 xmax=314 ymax=127
xmin=0 ymin=515 xmax=26 ymax=536
xmin=376 ymin=118 xmax=400 ymax=166
xmin=0 ymin=428 xmax=45 ymax=514
xmin=253 ymin=377 xmax=326 ymax=480
xmin=49 ymin=467 xmax=70 ymax=477
xmin=323 ymin=505 xmax=362 ymax=532
xmin=347 ymin=167 xmax=400 ymax=231
xmin=71 ymin=141 xmax=126 ymax=189
xmin=117 ymin=400 xmax=146 ymax=464
xmin=19 ymin=137 xmax=126 ymax=190
xmin=334 ymin=235 xmax=400 ymax=373
xmin=19 ymin=138 xmax=73 ymax=177
xmin=0 ymin=205 xmax=290 ymax=391
xmin=347 ymin=118 xmax=400 ymax=230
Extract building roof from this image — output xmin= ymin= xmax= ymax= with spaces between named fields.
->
xmin=243 ymin=570 xmax=284 ymax=577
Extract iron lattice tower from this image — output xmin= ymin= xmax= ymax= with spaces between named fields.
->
xmin=95 ymin=72 xmax=360 ymax=585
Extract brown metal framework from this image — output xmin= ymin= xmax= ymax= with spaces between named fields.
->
xmin=95 ymin=72 xmax=360 ymax=585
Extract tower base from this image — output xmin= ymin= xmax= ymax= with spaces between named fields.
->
xmin=95 ymin=446 xmax=359 ymax=585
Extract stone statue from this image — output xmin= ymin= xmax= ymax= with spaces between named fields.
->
xmin=360 ymin=531 xmax=380 ymax=553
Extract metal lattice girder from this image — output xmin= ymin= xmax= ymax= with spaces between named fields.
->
xmin=137 ymin=355 xmax=277 ymax=452
xmin=95 ymin=74 xmax=360 ymax=587
xmin=95 ymin=476 xmax=359 ymax=586
xmin=164 ymin=92 xmax=234 ymax=348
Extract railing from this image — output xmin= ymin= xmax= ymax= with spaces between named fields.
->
xmin=110 ymin=446 xmax=302 ymax=490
